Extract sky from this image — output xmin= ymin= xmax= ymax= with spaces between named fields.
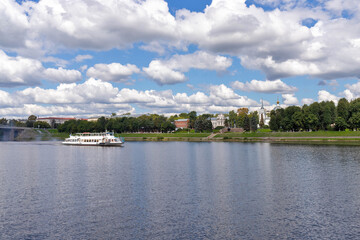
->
xmin=1 ymin=0 xmax=360 ymax=118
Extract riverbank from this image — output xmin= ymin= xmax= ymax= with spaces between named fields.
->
xmin=119 ymin=131 xmax=360 ymax=145
xmin=44 ymin=130 xmax=360 ymax=145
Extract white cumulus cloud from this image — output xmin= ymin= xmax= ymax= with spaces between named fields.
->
xmin=282 ymin=93 xmax=299 ymax=105
xmin=318 ymin=90 xmax=339 ymax=104
xmin=43 ymin=67 xmax=82 ymax=83
xmin=87 ymin=63 xmax=140 ymax=83
xmin=144 ymin=51 xmax=232 ymax=85
xmin=143 ymin=60 xmax=187 ymax=85
xmin=231 ymin=79 xmax=297 ymax=93
xmin=75 ymin=54 xmax=93 ymax=62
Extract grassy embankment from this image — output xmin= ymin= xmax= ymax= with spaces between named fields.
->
xmin=48 ymin=129 xmax=360 ymax=144
xmin=47 ymin=129 xmax=71 ymax=139
xmin=118 ymin=132 xmax=211 ymax=141
xmin=214 ymin=129 xmax=360 ymax=144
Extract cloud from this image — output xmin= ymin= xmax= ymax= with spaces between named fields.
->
xmin=301 ymin=98 xmax=314 ymax=105
xmin=24 ymin=0 xmax=177 ymax=51
xmin=174 ymin=0 xmax=360 ymax=81
xmin=4 ymin=0 xmax=360 ymax=83
xmin=43 ymin=67 xmax=82 ymax=83
xmin=318 ymin=90 xmax=339 ymax=103
xmin=0 ymin=50 xmax=82 ymax=87
xmin=282 ymin=93 xmax=299 ymax=105
xmin=0 ymin=0 xmax=29 ymax=49
xmin=231 ymin=79 xmax=297 ymax=93
xmin=75 ymin=54 xmax=93 ymax=62
xmin=0 ymin=79 xmax=261 ymax=117
xmin=87 ymin=63 xmax=140 ymax=83
xmin=143 ymin=51 xmax=232 ymax=85
xmin=143 ymin=60 xmax=187 ymax=85
xmin=341 ymin=81 xmax=360 ymax=100
xmin=0 ymin=50 xmax=43 ymax=87
xmin=164 ymin=51 xmax=232 ymax=72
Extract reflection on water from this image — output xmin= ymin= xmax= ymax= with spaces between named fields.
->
xmin=1 ymin=141 xmax=360 ymax=239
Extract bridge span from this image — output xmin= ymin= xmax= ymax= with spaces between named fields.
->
xmin=0 ymin=125 xmax=32 ymax=141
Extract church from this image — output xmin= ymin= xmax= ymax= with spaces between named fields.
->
xmin=258 ymin=99 xmax=281 ymax=127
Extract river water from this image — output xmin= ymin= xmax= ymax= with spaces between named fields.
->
xmin=1 ymin=141 xmax=360 ymax=239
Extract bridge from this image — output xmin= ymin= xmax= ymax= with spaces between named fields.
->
xmin=0 ymin=125 xmax=32 ymax=141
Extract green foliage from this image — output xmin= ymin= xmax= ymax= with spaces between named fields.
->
xmin=243 ymin=115 xmax=250 ymax=131
xmin=188 ymin=111 xmax=197 ymax=129
xmin=335 ymin=117 xmax=348 ymax=131
xmin=194 ymin=118 xmax=213 ymax=132
xmin=337 ymin=98 xmax=349 ymax=121
xmin=57 ymin=115 xmax=176 ymax=134
xmin=228 ymin=110 xmax=237 ymax=128
xmin=269 ymin=100 xmax=341 ymax=132
xmin=33 ymin=121 xmax=51 ymax=128
xmin=28 ymin=115 xmax=37 ymax=121
xmin=0 ymin=118 xmax=7 ymax=125
xmin=349 ymin=112 xmax=360 ymax=130
xmin=250 ymin=115 xmax=257 ymax=131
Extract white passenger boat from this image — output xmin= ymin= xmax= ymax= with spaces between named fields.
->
xmin=62 ymin=132 xmax=124 ymax=146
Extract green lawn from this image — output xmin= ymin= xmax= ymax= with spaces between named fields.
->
xmin=49 ymin=129 xmax=360 ymax=141
xmin=214 ymin=130 xmax=360 ymax=138
xmin=118 ymin=132 xmax=211 ymax=138
xmin=47 ymin=129 xmax=70 ymax=139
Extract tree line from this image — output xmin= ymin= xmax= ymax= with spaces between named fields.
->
xmin=227 ymin=108 xmax=259 ymax=131
xmin=57 ymin=112 xmax=215 ymax=133
xmin=269 ymin=98 xmax=359 ymax=131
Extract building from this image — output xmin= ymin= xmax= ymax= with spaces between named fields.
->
xmin=258 ymin=100 xmax=270 ymax=126
xmin=211 ymin=114 xmax=226 ymax=128
xmin=273 ymin=98 xmax=281 ymax=111
xmin=174 ymin=119 xmax=189 ymax=129
xmin=37 ymin=117 xmax=80 ymax=128
xmin=87 ymin=117 xmax=100 ymax=122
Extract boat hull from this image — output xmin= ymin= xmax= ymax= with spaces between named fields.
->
xmin=62 ymin=132 xmax=124 ymax=146
xmin=62 ymin=142 xmax=124 ymax=147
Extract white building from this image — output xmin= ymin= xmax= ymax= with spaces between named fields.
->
xmin=37 ymin=117 xmax=77 ymax=127
xmin=211 ymin=114 xmax=226 ymax=128
xmin=258 ymin=100 xmax=270 ymax=126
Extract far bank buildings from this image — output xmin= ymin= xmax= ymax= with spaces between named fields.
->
xmin=174 ymin=100 xmax=281 ymax=130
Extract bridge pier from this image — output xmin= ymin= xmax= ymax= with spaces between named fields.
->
xmin=0 ymin=128 xmax=23 ymax=141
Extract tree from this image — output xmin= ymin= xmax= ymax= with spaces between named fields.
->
xmin=188 ymin=111 xmax=197 ymax=129
xmin=335 ymin=117 xmax=348 ymax=131
xmin=292 ymin=111 xmax=303 ymax=131
xmin=194 ymin=118 xmax=213 ymax=132
xmin=27 ymin=115 xmax=38 ymax=128
xmin=161 ymin=121 xmax=175 ymax=133
xmin=303 ymin=113 xmax=318 ymax=131
xmin=243 ymin=115 xmax=250 ymax=131
xmin=237 ymin=108 xmax=249 ymax=116
xmin=228 ymin=110 xmax=237 ymax=128
xmin=349 ymin=112 xmax=360 ymax=130
xmin=269 ymin=110 xmax=278 ymax=131
xmin=250 ymin=115 xmax=257 ymax=131
xmin=179 ymin=113 xmax=189 ymax=119
xmin=28 ymin=115 xmax=37 ymax=121
xmin=259 ymin=114 xmax=264 ymax=128
xmin=0 ymin=118 xmax=7 ymax=125
xmin=33 ymin=121 xmax=51 ymax=128
xmin=337 ymin=98 xmax=350 ymax=121
xmin=95 ymin=117 xmax=107 ymax=132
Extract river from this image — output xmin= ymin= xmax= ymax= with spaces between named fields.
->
xmin=1 ymin=141 xmax=360 ymax=239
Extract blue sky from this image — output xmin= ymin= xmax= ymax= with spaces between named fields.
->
xmin=1 ymin=0 xmax=360 ymax=118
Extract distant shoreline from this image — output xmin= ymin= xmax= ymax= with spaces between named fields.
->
xmin=8 ymin=129 xmax=360 ymax=145
xmin=123 ymin=135 xmax=360 ymax=145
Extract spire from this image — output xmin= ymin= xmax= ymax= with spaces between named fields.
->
xmin=261 ymin=98 xmax=264 ymax=109
xmin=276 ymin=96 xmax=279 ymax=105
